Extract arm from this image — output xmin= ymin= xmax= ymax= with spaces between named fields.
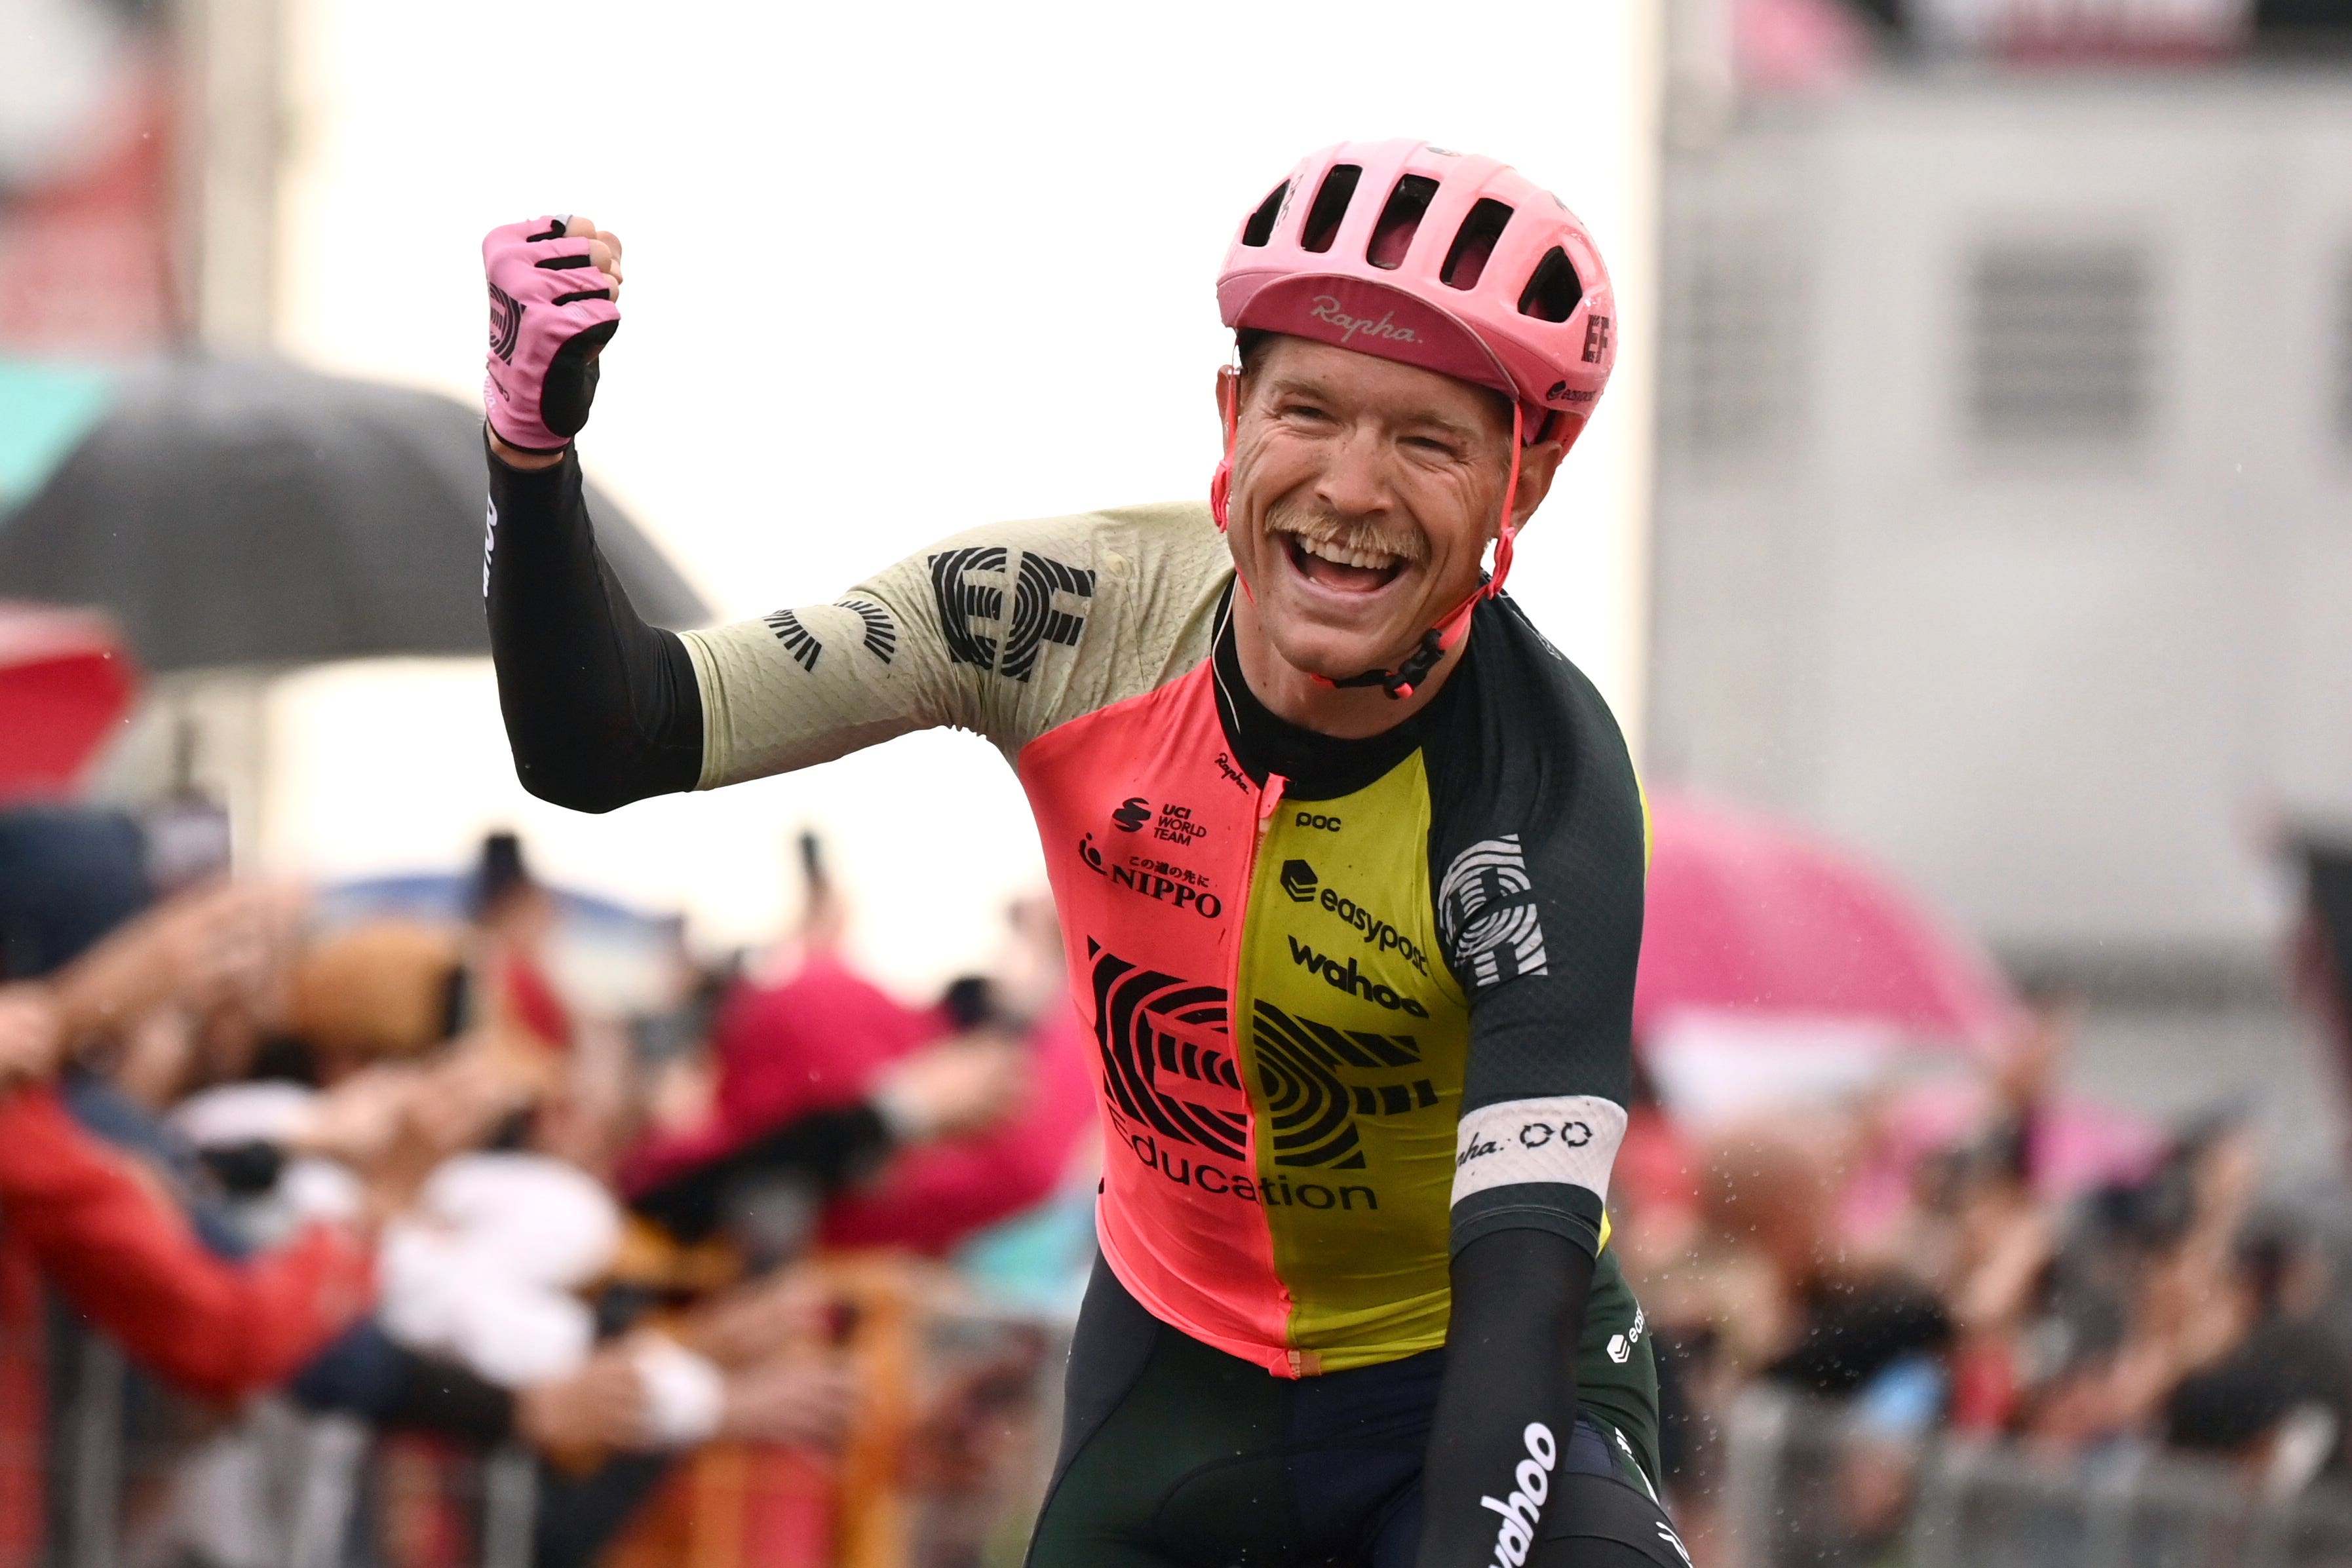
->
xmin=0 ymin=1088 xmax=371 ymax=1402
xmin=476 ymin=215 xmax=997 ymax=809
xmin=1417 ymin=635 xmax=1649 ymax=1567
xmin=485 ymin=444 xmax=704 ymax=811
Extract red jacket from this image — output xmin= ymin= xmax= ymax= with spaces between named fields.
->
xmin=0 ymin=1086 xmax=372 ymax=1402
xmin=625 ymin=954 xmax=1094 ymax=1256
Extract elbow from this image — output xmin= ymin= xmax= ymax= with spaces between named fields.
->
xmin=513 ymin=759 xmax=647 ymax=815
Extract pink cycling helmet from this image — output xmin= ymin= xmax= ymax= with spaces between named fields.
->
xmin=1211 ymin=139 xmax=1616 ymax=698
xmin=1218 ymin=138 xmax=1616 ymax=449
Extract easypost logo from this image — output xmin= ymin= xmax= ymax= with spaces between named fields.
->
xmin=1608 ymin=1303 xmax=1647 ymax=1366
xmin=1288 ymin=862 xmax=1430 ymax=976
xmin=1481 ymin=1423 xmax=1556 ymax=1567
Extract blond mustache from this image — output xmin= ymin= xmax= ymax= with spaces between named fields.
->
xmin=1262 ymin=498 xmax=1429 ymax=567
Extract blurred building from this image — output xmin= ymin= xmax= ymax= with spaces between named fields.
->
xmin=1648 ymin=0 xmax=2352 ymax=1169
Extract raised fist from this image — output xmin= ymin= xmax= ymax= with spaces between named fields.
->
xmin=481 ymin=215 xmax=623 ymax=452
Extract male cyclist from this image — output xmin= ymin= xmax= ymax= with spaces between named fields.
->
xmin=478 ymin=140 xmax=1684 ymax=1568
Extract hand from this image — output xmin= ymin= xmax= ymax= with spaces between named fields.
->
xmin=482 ymin=215 xmax=623 ymax=459
xmin=676 ymin=1267 xmax=836 ymax=1368
xmin=872 ymin=1035 xmax=1028 ymax=1141
xmin=516 ymin=1347 xmax=652 ymax=1452
xmin=0 ymin=987 xmax=65 ymax=1089
xmin=47 ymin=880 xmax=304 ymax=1044
xmin=718 ymin=1354 xmax=860 ymax=1449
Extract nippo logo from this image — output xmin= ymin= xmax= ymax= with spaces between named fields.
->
xmin=1309 ymin=296 xmax=1421 ymax=347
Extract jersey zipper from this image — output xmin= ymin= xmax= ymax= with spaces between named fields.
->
xmin=1230 ymin=772 xmax=1300 ymax=1371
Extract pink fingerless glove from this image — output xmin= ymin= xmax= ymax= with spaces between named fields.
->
xmin=482 ymin=216 xmax=622 ymax=452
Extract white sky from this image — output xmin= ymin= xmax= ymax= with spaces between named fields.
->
xmin=269 ymin=0 xmax=1662 ymax=993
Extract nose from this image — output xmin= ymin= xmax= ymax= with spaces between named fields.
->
xmin=1313 ymin=423 xmax=1391 ymax=520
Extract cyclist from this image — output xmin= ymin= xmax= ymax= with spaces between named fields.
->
xmin=478 ymin=139 xmax=1685 ymax=1568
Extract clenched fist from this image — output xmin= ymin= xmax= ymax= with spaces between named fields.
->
xmin=482 ymin=215 xmax=624 ymax=461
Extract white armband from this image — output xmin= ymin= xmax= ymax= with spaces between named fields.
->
xmin=1450 ymin=1096 xmax=1627 ymax=1206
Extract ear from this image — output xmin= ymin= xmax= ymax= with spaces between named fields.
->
xmin=1504 ymin=438 xmax=1568 ymax=533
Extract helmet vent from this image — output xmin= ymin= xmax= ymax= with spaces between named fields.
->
xmin=1241 ymin=182 xmax=1289 ymax=248
xmin=1299 ymin=164 xmax=1361 ymax=254
xmin=1366 ymin=176 xmax=1440 ymax=270
xmin=1517 ymin=246 xmax=1585 ymax=322
xmin=1441 ymin=199 xmax=1514 ymax=290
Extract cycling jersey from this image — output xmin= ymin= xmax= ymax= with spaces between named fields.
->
xmin=481 ymin=452 xmax=1663 ymax=1565
xmin=676 ymin=501 xmax=1648 ymax=1382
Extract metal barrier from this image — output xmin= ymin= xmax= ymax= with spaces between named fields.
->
xmin=40 ymin=1299 xmax=1070 ymax=1568
xmin=1722 ymin=1386 xmax=2352 ymax=1568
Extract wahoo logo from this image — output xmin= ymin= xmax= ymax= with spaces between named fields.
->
xmin=1113 ymin=797 xmax=1152 ymax=833
xmin=481 ymin=498 xmax=497 ymax=600
xmin=487 ymin=280 xmax=522 ymax=362
xmin=1309 ymin=295 xmax=1422 ymax=347
xmin=1281 ymin=860 xmax=1319 ymax=902
xmin=1481 ymin=1423 xmax=1556 ymax=1567
xmin=1286 ymin=938 xmax=1428 ymax=1017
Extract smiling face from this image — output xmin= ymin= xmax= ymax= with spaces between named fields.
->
xmin=1222 ymin=335 xmax=1562 ymax=691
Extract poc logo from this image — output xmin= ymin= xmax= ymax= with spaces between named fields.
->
xmin=1294 ymin=812 xmax=1342 ymax=832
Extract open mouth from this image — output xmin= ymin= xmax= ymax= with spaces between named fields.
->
xmin=1282 ymin=533 xmax=1407 ymax=594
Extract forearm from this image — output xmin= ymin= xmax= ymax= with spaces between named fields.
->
xmin=485 ymin=438 xmax=704 ymax=811
xmin=1416 ymin=1229 xmax=1594 ymax=1568
xmin=626 ymin=1103 xmax=894 ymax=1244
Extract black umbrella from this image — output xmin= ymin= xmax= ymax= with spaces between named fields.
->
xmin=0 ymin=354 xmax=708 ymax=671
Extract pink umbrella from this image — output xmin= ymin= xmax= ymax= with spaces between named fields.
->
xmin=1636 ymin=792 xmax=2020 ymax=1054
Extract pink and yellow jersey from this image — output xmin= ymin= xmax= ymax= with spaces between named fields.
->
xmin=681 ymin=502 xmax=1648 ymax=1389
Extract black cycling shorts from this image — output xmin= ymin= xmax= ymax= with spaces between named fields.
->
xmin=1026 ymin=1259 xmax=1689 ymax=1568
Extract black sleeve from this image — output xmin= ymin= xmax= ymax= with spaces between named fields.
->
xmin=1431 ymin=601 xmax=1648 ymax=1261
xmin=1415 ymin=1229 xmax=1594 ymax=1568
xmin=485 ymin=439 xmax=703 ymax=811
xmin=377 ymin=1348 xmax=521 ymax=1444
xmin=627 ymin=1102 xmax=895 ymax=1244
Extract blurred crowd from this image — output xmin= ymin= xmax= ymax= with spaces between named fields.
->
xmin=5 ymin=799 xmax=2352 ymax=1568
xmin=0 ymin=809 xmax=1098 ymax=1568
xmin=1612 ymin=961 xmax=2352 ymax=1558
